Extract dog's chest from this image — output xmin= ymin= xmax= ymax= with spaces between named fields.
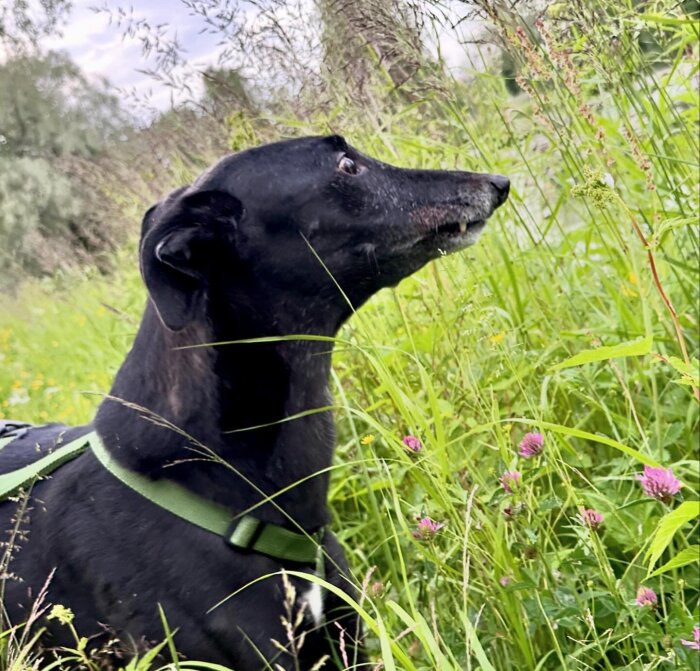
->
xmin=300 ymin=580 xmax=324 ymax=627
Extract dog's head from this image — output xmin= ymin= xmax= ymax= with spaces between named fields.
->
xmin=140 ymin=135 xmax=509 ymax=333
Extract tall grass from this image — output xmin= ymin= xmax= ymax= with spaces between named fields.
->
xmin=0 ymin=1 xmax=698 ymax=669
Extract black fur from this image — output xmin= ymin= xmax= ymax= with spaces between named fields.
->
xmin=0 ymin=136 xmax=508 ymax=669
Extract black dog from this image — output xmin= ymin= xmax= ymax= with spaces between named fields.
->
xmin=0 ymin=135 xmax=508 ymax=669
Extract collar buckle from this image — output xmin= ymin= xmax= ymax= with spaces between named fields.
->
xmin=227 ymin=515 xmax=265 ymax=550
xmin=227 ymin=515 xmax=324 ymax=566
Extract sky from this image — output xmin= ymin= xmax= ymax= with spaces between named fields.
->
xmin=43 ymin=0 xmax=484 ymax=115
xmin=44 ymin=0 xmax=238 ymax=112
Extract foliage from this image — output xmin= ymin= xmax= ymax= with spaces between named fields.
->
xmin=0 ymin=0 xmax=699 ymax=669
xmin=0 ymin=52 xmax=124 ymax=158
xmin=0 ymin=52 xmax=128 ymax=288
xmin=319 ymin=0 xmax=427 ymax=95
xmin=0 ymin=0 xmax=70 ymax=50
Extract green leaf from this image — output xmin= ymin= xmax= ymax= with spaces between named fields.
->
xmin=645 ymin=501 xmax=700 ymax=570
xmin=551 ymin=336 xmax=652 ymax=371
xmin=649 ymin=216 xmax=699 ymax=248
xmin=667 ymin=356 xmax=700 ymax=387
xmin=508 ymin=419 xmax=663 ymax=468
xmin=647 ymin=545 xmax=700 ymax=578
xmin=460 ymin=613 xmax=498 ymax=671
xmin=638 ymin=13 xmax=700 ymax=27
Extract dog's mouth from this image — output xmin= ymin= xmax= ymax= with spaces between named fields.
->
xmin=432 ymin=218 xmax=485 ymax=237
xmin=406 ymin=202 xmax=491 ymax=254
xmin=419 ymin=216 xmax=489 ymax=254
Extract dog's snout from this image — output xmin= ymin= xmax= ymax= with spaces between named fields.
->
xmin=488 ymin=174 xmax=510 ymax=207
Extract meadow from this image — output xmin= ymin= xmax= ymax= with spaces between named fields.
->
xmin=0 ymin=3 xmax=698 ymax=669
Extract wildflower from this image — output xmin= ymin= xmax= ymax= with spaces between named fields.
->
xmin=571 ymin=166 xmax=617 ymax=207
xmin=360 ymin=434 xmax=375 ymax=445
xmin=579 ymin=508 xmax=604 ymax=530
xmin=48 ymin=604 xmax=74 ymax=625
xmin=522 ymin=545 xmax=538 ymax=560
xmin=499 ymin=470 xmax=522 ymax=493
xmin=499 ymin=576 xmax=511 ymax=587
xmin=370 ymin=581 xmax=385 ymax=597
xmin=502 ymin=503 xmax=524 ymax=521
xmin=402 ymin=435 xmax=422 ymax=453
xmin=636 ymin=466 xmax=681 ymax=503
xmin=681 ymin=626 xmax=700 ymax=651
xmin=518 ymin=432 xmax=544 ymax=458
xmin=635 ymin=586 xmax=658 ymax=608
xmin=412 ymin=516 xmax=445 ymax=540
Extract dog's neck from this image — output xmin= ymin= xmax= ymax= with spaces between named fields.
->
xmin=95 ymin=302 xmax=339 ymax=530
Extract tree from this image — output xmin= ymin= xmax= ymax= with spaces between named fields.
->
xmin=0 ymin=0 xmax=71 ymax=50
xmin=201 ymin=66 xmax=257 ymax=120
xmin=0 ymin=52 xmax=125 ymax=158
xmin=0 ymin=52 xmax=128 ymax=285
xmin=319 ymin=0 xmax=427 ymax=97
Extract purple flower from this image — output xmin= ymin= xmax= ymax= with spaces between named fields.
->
xmin=412 ymin=516 xmax=445 ymax=540
xmin=635 ymin=586 xmax=658 ymax=608
xmin=499 ymin=576 xmax=511 ymax=587
xmin=518 ymin=432 xmax=544 ymax=458
xmin=636 ymin=466 xmax=681 ymax=503
xmin=681 ymin=626 xmax=700 ymax=651
xmin=499 ymin=470 xmax=522 ymax=494
xmin=579 ymin=508 xmax=604 ymax=530
xmin=502 ymin=503 xmax=524 ymax=521
xmin=402 ymin=435 xmax=423 ymax=453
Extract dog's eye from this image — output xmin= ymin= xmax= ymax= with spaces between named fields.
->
xmin=337 ymin=155 xmax=359 ymax=175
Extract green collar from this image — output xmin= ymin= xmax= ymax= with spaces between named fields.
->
xmin=0 ymin=429 xmax=324 ymax=568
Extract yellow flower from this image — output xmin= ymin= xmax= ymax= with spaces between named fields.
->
xmin=489 ymin=332 xmax=506 ymax=345
xmin=48 ymin=604 xmax=74 ymax=625
xmin=361 ymin=434 xmax=375 ymax=445
xmin=629 ymin=272 xmax=638 ymax=285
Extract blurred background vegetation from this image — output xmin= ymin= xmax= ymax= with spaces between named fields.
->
xmin=0 ymin=0 xmax=698 ymax=669
xmin=0 ymin=0 xmax=697 ymax=288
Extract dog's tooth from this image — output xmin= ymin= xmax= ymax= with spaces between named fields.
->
xmin=459 ymin=221 xmax=467 ymax=234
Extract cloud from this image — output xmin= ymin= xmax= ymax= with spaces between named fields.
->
xmin=43 ymin=0 xmax=218 ymax=110
xmin=40 ymin=0 xmax=480 ymax=116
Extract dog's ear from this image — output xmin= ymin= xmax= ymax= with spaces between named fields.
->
xmin=140 ymin=189 xmax=243 ymax=332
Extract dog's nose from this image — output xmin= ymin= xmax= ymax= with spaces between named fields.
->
xmin=488 ymin=174 xmax=510 ymax=207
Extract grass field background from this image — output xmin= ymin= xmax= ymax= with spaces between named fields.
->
xmin=0 ymin=3 xmax=698 ymax=669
